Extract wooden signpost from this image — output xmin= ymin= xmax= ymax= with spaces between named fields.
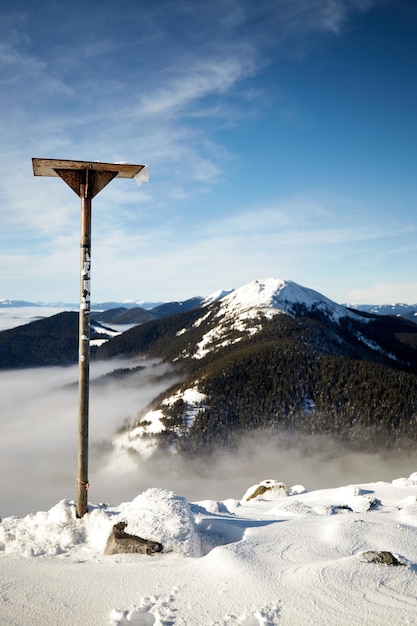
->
xmin=32 ymin=159 xmax=147 ymax=517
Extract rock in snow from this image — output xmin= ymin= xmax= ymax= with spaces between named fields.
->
xmin=105 ymin=521 xmax=163 ymax=555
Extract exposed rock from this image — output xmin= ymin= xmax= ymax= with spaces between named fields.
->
xmin=359 ymin=550 xmax=406 ymax=566
xmin=327 ymin=504 xmax=353 ymax=514
xmin=105 ymin=521 xmax=163 ymax=555
xmin=242 ymin=480 xmax=288 ymax=502
xmin=365 ymin=497 xmax=381 ymax=510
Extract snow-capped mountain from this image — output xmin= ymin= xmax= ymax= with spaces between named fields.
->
xmin=215 ymin=278 xmax=356 ymax=319
xmin=94 ymin=275 xmax=415 ymax=370
xmin=93 ymin=277 xmax=417 ymax=464
xmin=185 ymin=278 xmax=362 ymax=360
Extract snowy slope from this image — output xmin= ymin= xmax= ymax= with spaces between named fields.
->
xmin=114 ymin=387 xmax=207 ymax=460
xmin=202 ymin=288 xmax=235 ymax=306
xmin=1 ymin=473 xmax=417 ymax=625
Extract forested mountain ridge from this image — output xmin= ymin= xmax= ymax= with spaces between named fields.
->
xmin=0 ymin=297 xmax=204 ymax=368
xmin=0 ymin=312 xmax=80 ymax=368
xmin=91 ymin=296 xmax=203 ymax=325
xmin=0 ymin=312 xmax=116 ymax=368
xmin=96 ymin=279 xmax=417 ymax=456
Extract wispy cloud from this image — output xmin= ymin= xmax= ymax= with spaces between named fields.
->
xmin=137 ymin=53 xmax=258 ymax=117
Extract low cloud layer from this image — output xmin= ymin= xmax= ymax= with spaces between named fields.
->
xmin=1 ymin=359 xmax=415 ymax=518
xmin=93 ymin=429 xmax=416 ymax=506
xmin=0 ymin=358 xmax=181 ymax=517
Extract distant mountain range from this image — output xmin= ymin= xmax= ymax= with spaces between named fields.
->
xmin=2 ymin=295 xmax=417 ymax=321
xmin=347 ymin=302 xmax=417 ymax=323
xmin=0 ymin=299 xmax=164 ymax=310
xmin=92 ymin=297 xmax=204 ymax=325
xmin=2 ymin=278 xmax=417 ymax=456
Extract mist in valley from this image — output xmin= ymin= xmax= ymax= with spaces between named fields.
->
xmin=0 ymin=358 xmax=415 ymax=518
xmin=0 ymin=358 xmax=181 ymax=516
xmin=94 ymin=427 xmax=416 ymax=506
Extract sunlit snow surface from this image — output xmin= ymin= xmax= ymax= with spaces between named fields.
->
xmin=1 ymin=474 xmax=417 ymax=625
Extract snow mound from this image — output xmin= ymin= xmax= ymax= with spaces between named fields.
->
xmin=118 ymin=488 xmax=202 ymax=557
xmin=0 ymin=500 xmax=87 ymax=557
xmin=392 ymin=472 xmax=417 ymax=487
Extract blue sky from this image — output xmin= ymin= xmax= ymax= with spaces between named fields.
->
xmin=1 ymin=0 xmax=417 ymax=305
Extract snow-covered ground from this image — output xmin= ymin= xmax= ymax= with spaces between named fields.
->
xmin=1 ymin=300 xmax=417 ymax=624
xmin=1 ymin=475 xmax=417 ymax=625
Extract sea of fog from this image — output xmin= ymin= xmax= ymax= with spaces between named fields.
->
xmin=0 ymin=306 xmax=78 ymax=330
xmin=0 ymin=308 xmax=415 ymax=518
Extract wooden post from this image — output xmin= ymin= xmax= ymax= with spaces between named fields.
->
xmin=77 ymin=168 xmax=92 ymax=517
xmin=32 ymin=159 xmax=148 ymax=518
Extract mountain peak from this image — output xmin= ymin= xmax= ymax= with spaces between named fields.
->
xmin=216 ymin=277 xmax=355 ymax=322
xmin=190 ymin=278 xmax=359 ymax=361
